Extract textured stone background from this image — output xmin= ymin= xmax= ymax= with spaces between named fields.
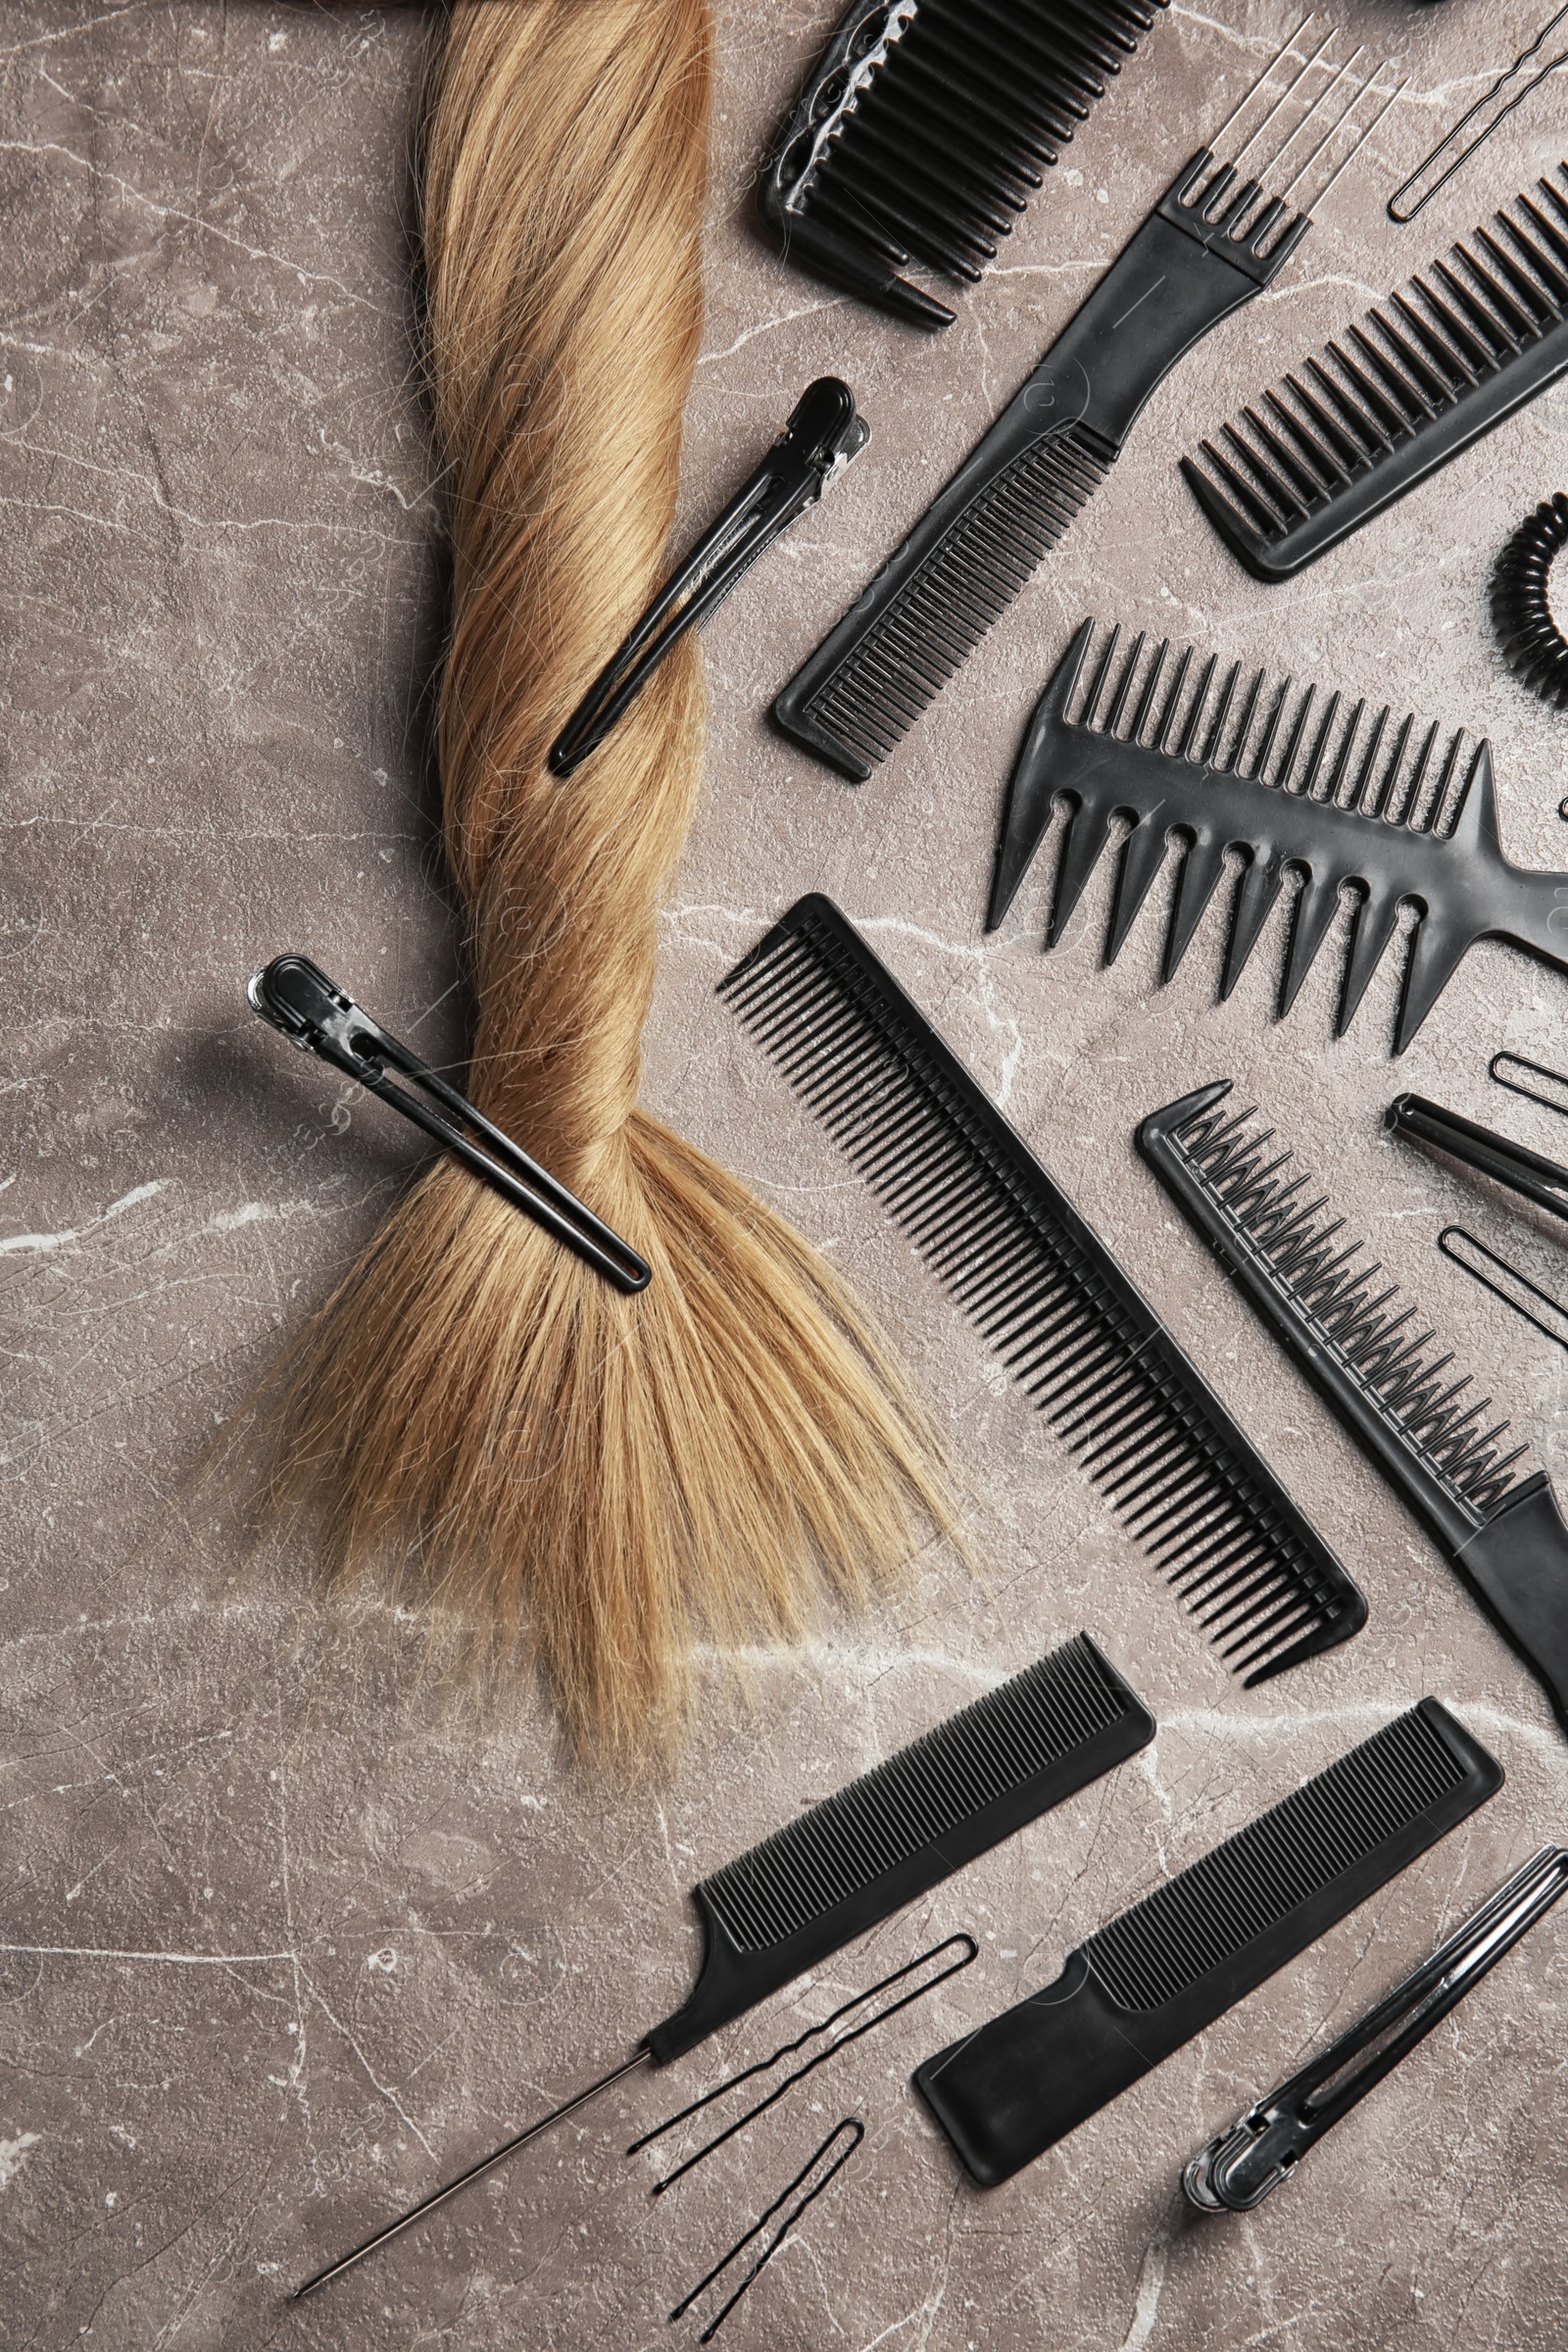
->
xmin=4 ymin=3 xmax=1568 ymax=2346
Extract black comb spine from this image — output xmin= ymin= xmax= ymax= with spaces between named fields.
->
xmin=913 ymin=1698 xmax=1501 ymax=2184
xmin=644 ymin=1635 xmax=1153 ymax=2063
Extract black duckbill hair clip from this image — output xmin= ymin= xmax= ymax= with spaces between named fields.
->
xmin=548 ymin=376 xmax=869 ymax=777
xmin=1185 ymin=1842 xmax=1568 ymax=2212
xmin=247 ymin=955 xmax=652 ymax=1294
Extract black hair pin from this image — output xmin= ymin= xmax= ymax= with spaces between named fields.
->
xmin=248 ymin=955 xmax=652 ymax=1293
xmin=669 ymin=2117 xmax=864 ymax=2341
xmin=549 ymin=377 xmax=869 ymax=776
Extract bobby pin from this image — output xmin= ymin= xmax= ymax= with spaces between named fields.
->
xmin=1492 ymin=1052 xmax=1568 ymax=1123
xmin=629 ymin=1931 xmax=975 ymax=2194
xmin=669 ymin=2116 xmax=864 ymax=2340
xmin=1388 ymin=2 xmax=1568 ymax=224
xmin=1439 ymin=1227 xmax=1568 ymax=1356
xmin=1186 ymin=1843 xmax=1568 ymax=2210
xmin=249 ymin=954 xmax=651 ymax=1293
xmin=548 ymin=376 xmax=869 ymax=776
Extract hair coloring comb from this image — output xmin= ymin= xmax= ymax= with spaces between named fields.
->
xmin=1182 ymin=166 xmax=1568 ymax=579
xmin=988 ymin=619 xmax=1568 ymax=1054
xmin=292 ymin=1631 xmax=1152 ymax=2297
xmin=1139 ymin=1081 xmax=1568 ymax=1733
xmin=774 ymin=23 xmax=1401 ymax=778
xmin=915 ymin=1698 xmax=1502 ymax=2184
xmin=757 ymin=0 xmax=1169 ymax=327
xmin=720 ymin=896 xmax=1365 ymax=1685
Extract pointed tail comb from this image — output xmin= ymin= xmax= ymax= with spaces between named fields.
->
xmin=988 ymin=618 xmax=1568 ymax=1053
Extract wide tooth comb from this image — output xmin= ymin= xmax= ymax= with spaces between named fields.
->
xmin=1183 ymin=164 xmax=1568 ymax=578
xmin=915 ymin=1697 xmax=1503 ymax=2183
xmin=759 ymin=0 xmax=1168 ymax=325
xmin=1140 ymin=1081 xmax=1568 ymax=1734
xmin=988 ymin=619 xmax=1568 ymax=1053
xmin=720 ymin=895 xmax=1367 ymax=1686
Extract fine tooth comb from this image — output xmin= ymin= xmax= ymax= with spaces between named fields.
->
xmin=774 ymin=23 xmax=1401 ymax=779
xmin=757 ymin=0 xmax=1169 ymax=328
xmin=293 ymin=1632 xmax=1152 ymax=2298
xmin=987 ymin=619 xmax=1568 ymax=1054
xmin=1182 ymin=165 xmax=1568 ymax=580
xmin=915 ymin=1698 xmax=1503 ymax=2185
xmin=1139 ymin=1081 xmax=1568 ymax=1733
xmin=720 ymin=895 xmax=1366 ymax=1685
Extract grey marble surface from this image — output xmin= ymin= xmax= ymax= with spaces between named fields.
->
xmin=4 ymin=3 xmax=1568 ymax=2346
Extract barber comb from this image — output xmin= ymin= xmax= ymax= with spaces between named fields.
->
xmin=988 ymin=619 xmax=1568 ymax=1054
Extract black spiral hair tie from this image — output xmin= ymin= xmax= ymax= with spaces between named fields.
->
xmin=1493 ymin=492 xmax=1568 ymax=710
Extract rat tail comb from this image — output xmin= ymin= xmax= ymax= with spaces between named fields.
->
xmin=988 ymin=618 xmax=1568 ymax=1053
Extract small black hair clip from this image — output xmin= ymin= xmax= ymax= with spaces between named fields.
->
xmin=248 ymin=955 xmax=652 ymax=1294
xmin=548 ymin=375 xmax=869 ymax=776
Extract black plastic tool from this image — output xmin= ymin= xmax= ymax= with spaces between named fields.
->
xmin=987 ymin=619 xmax=1568 ymax=1054
xmin=1139 ymin=1081 xmax=1568 ymax=1734
xmin=549 ymin=377 xmax=869 ymax=775
xmin=774 ymin=26 xmax=1400 ymax=778
xmin=291 ymin=1632 xmax=1152 ymax=2297
xmin=756 ymin=0 xmax=1169 ymax=326
xmin=1387 ymin=1091 xmax=1568 ymax=1226
xmin=248 ymin=955 xmax=652 ymax=1293
xmin=1183 ymin=166 xmax=1568 ymax=580
xmin=720 ymin=896 xmax=1365 ymax=1685
xmin=1185 ymin=1842 xmax=1568 ymax=2212
xmin=915 ymin=1699 xmax=1501 ymax=2185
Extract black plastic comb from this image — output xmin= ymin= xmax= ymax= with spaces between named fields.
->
xmin=758 ymin=0 xmax=1169 ymax=327
xmin=1183 ymin=165 xmax=1568 ymax=579
xmin=1140 ymin=1081 xmax=1568 ymax=1734
xmin=293 ymin=1632 xmax=1152 ymax=2298
xmin=988 ymin=619 xmax=1568 ymax=1054
xmin=719 ymin=895 xmax=1365 ymax=1686
xmin=914 ymin=1697 xmax=1502 ymax=2184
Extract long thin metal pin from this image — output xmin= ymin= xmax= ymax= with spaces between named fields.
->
xmin=290 ymin=2048 xmax=652 ymax=2302
xmin=1207 ymin=14 xmax=1315 ymax=160
xmin=1260 ymin=42 xmax=1366 ymax=185
xmin=1299 ymin=70 xmax=1406 ymax=214
xmin=1227 ymin=23 xmax=1337 ymax=171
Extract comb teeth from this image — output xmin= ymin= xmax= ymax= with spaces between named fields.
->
xmin=720 ymin=897 xmax=1366 ymax=1686
xmin=763 ymin=0 xmax=1167 ymax=321
xmin=1152 ymin=1085 xmax=1530 ymax=1521
xmin=703 ymin=1634 xmax=1133 ymax=1953
xmin=1085 ymin=1704 xmax=1467 ymax=2011
xmin=1183 ymin=165 xmax=1568 ymax=579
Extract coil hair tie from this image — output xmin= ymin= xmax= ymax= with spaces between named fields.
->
xmin=1493 ymin=492 xmax=1568 ymax=710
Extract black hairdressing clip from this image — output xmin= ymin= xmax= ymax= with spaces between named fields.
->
xmin=1386 ymin=1092 xmax=1568 ymax=1230
xmin=548 ymin=376 xmax=869 ymax=777
xmin=247 ymin=955 xmax=651 ymax=1294
xmin=1184 ymin=1843 xmax=1568 ymax=2213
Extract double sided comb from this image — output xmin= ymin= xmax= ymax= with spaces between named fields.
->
xmin=758 ymin=0 xmax=1169 ymax=327
xmin=988 ymin=619 xmax=1568 ymax=1054
xmin=720 ymin=896 xmax=1365 ymax=1685
xmin=1184 ymin=165 xmax=1568 ymax=579
xmin=774 ymin=24 xmax=1399 ymax=778
xmin=916 ymin=1699 xmax=1502 ymax=2184
xmin=1140 ymin=1082 xmax=1568 ymax=1734
xmin=293 ymin=1632 xmax=1152 ymax=2296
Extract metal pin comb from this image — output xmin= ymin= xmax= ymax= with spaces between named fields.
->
xmin=1185 ymin=1842 xmax=1568 ymax=2212
xmin=721 ymin=896 xmax=1366 ymax=1685
xmin=988 ymin=619 xmax=1568 ymax=1054
xmin=1183 ymin=164 xmax=1568 ymax=579
xmin=757 ymin=0 xmax=1170 ymax=327
xmin=915 ymin=1698 xmax=1502 ymax=2185
xmin=291 ymin=1632 xmax=1152 ymax=2297
xmin=1140 ymin=1081 xmax=1568 ymax=1733
xmin=248 ymin=955 xmax=652 ymax=1293
xmin=774 ymin=21 xmax=1401 ymax=778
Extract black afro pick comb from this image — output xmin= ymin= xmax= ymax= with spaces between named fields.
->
xmin=987 ymin=618 xmax=1568 ymax=1053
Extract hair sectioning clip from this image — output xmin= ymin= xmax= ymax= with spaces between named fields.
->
xmin=548 ymin=376 xmax=869 ymax=776
xmin=247 ymin=955 xmax=651 ymax=1293
xmin=1184 ymin=1843 xmax=1568 ymax=2213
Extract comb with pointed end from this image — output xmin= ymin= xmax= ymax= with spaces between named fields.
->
xmin=1139 ymin=1080 xmax=1568 ymax=1734
xmin=1182 ymin=165 xmax=1568 ymax=580
xmin=720 ymin=895 xmax=1366 ymax=1687
xmin=988 ymin=619 xmax=1568 ymax=1054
